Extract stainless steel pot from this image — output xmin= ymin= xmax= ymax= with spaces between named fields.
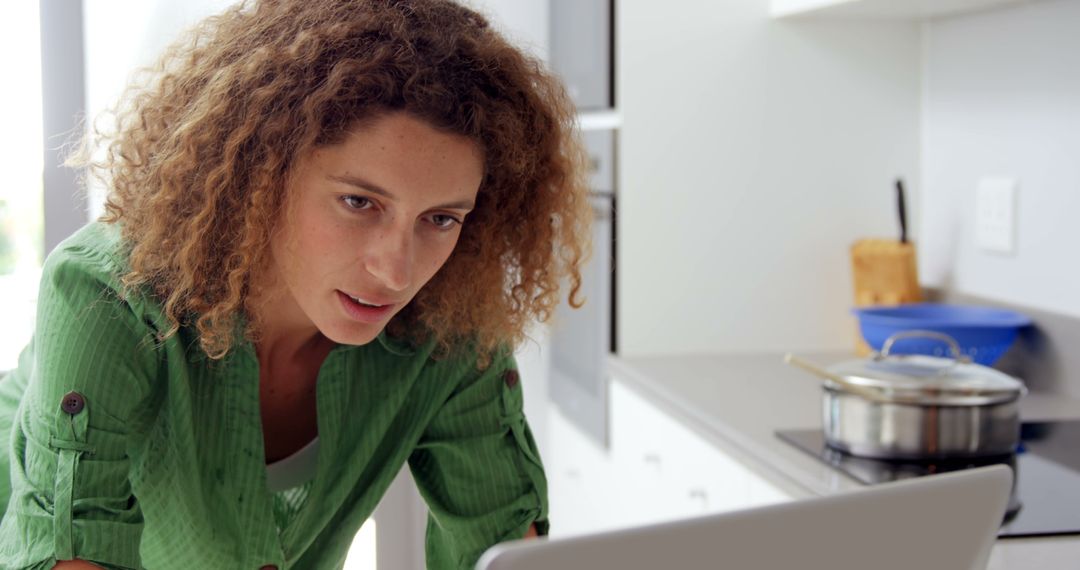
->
xmin=820 ymin=331 xmax=1027 ymax=460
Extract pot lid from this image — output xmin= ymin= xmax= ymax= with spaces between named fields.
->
xmin=826 ymin=331 xmax=1025 ymax=405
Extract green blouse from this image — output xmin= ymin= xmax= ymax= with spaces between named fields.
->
xmin=0 ymin=222 xmax=549 ymax=569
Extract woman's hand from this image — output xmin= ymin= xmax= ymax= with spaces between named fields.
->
xmin=53 ymin=561 xmax=105 ymax=569
xmin=524 ymin=523 xmax=539 ymax=539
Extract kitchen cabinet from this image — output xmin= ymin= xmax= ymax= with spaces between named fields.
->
xmin=546 ymin=378 xmax=792 ymax=538
xmin=770 ymin=0 xmax=1034 ymax=19
xmin=607 ymin=352 xmax=1080 ymax=569
xmin=546 ymin=400 xmax=616 ymax=537
xmin=549 ymin=128 xmax=616 ymax=447
xmin=609 ymin=380 xmax=790 ymax=518
xmin=549 ymin=0 xmax=613 ymax=110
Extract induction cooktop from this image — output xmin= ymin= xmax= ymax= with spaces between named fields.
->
xmin=776 ymin=421 xmax=1080 ymax=538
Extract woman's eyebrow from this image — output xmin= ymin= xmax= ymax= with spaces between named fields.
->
xmin=328 ymin=174 xmax=475 ymax=210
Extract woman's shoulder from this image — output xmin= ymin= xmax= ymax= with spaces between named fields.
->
xmin=40 ymin=221 xmax=167 ymax=333
xmin=43 ymin=221 xmax=130 ymax=285
xmin=413 ymin=334 xmax=516 ymax=389
xmin=19 ymin=222 xmax=165 ymax=430
xmin=368 ymin=328 xmax=509 ymax=384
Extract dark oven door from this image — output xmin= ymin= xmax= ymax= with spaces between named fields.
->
xmin=549 ymin=128 xmax=615 ymax=447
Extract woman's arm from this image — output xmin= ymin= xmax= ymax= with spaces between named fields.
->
xmin=408 ymin=350 xmax=549 ymax=569
xmin=53 ymin=561 xmax=106 ymax=569
xmin=0 ymin=236 xmax=158 ymax=568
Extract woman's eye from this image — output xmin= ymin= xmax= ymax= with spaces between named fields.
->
xmin=341 ymin=195 xmax=372 ymax=210
xmin=430 ymin=214 xmax=461 ymax=230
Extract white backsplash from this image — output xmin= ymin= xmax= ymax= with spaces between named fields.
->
xmin=921 ymin=0 xmax=1080 ymax=318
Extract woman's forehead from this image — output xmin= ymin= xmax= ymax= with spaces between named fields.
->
xmin=296 ymin=112 xmax=484 ymax=203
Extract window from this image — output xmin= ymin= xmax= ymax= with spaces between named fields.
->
xmin=0 ymin=1 xmax=44 ymax=371
xmin=345 ymin=519 xmax=377 ymax=570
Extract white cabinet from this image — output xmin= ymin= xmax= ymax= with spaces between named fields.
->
xmin=608 ymin=381 xmax=790 ymax=520
xmin=546 ymin=402 xmax=618 ymax=538
xmin=545 ymin=378 xmax=792 ymax=538
xmin=770 ymin=0 xmax=1033 ymax=19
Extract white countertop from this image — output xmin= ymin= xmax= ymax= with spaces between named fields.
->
xmin=608 ymin=351 xmax=1080 ymax=570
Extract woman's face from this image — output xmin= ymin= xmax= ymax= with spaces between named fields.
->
xmin=267 ymin=111 xmax=484 ymax=346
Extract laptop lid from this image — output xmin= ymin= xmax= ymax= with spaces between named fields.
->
xmin=477 ymin=464 xmax=1012 ymax=570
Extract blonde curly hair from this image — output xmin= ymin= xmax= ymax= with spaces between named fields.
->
xmin=82 ymin=0 xmax=592 ymax=361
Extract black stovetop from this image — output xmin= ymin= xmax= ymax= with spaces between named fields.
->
xmin=776 ymin=421 xmax=1080 ymax=539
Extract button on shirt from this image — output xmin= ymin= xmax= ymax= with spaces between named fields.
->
xmin=0 ymin=222 xmax=549 ymax=569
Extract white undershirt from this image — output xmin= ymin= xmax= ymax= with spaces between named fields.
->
xmin=265 ymin=436 xmax=320 ymax=493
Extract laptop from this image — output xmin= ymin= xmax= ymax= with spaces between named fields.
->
xmin=476 ymin=464 xmax=1012 ymax=570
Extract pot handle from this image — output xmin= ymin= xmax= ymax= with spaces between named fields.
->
xmin=878 ymin=330 xmax=972 ymax=364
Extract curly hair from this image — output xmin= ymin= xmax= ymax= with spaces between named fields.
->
xmin=81 ymin=0 xmax=592 ymax=361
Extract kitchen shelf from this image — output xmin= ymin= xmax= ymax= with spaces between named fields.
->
xmin=770 ymin=0 xmax=1036 ymax=20
xmin=577 ymin=110 xmax=622 ymax=131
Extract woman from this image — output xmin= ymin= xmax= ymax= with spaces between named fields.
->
xmin=0 ymin=0 xmax=591 ymax=568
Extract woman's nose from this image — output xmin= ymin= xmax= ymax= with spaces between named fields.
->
xmin=364 ymin=226 xmax=412 ymax=292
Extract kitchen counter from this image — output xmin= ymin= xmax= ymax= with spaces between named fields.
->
xmin=608 ymin=351 xmax=1080 ymax=570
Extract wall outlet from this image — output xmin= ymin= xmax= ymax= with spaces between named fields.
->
xmin=975 ymin=177 xmax=1017 ymax=255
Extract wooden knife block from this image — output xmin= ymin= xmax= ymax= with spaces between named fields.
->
xmin=850 ymin=238 xmax=923 ymax=355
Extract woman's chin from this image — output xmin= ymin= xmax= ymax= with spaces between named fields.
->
xmin=324 ymin=328 xmax=380 ymax=347
xmin=318 ymin=320 xmax=384 ymax=347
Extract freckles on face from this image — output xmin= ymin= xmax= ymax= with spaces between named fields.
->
xmin=267 ymin=112 xmax=484 ymax=346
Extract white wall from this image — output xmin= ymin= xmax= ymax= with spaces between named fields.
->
xmin=468 ymin=0 xmax=549 ymax=62
xmin=617 ymin=1 xmax=921 ymax=355
xmin=921 ymin=0 xmax=1080 ymax=317
xmin=82 ymin=0 xmax=239 ymax=220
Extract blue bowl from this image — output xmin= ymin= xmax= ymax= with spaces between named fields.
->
xmin=852 ymin=303 xmax=1032 ymax=366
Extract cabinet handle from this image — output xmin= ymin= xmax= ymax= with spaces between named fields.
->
xmin=689 ymin=488 xmax=708 ymax=508
xmin=643 ymin=453 xmax=661 ymax=465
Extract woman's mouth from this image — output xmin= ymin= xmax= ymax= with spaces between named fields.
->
xmin=349 ymin=294 xmax=382 ymax=307
xmin=337 ymin=290 xmax=395 ymax=323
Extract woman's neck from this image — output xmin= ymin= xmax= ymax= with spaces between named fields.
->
xmin=247 ymin=269 xmax=336 ymax=384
